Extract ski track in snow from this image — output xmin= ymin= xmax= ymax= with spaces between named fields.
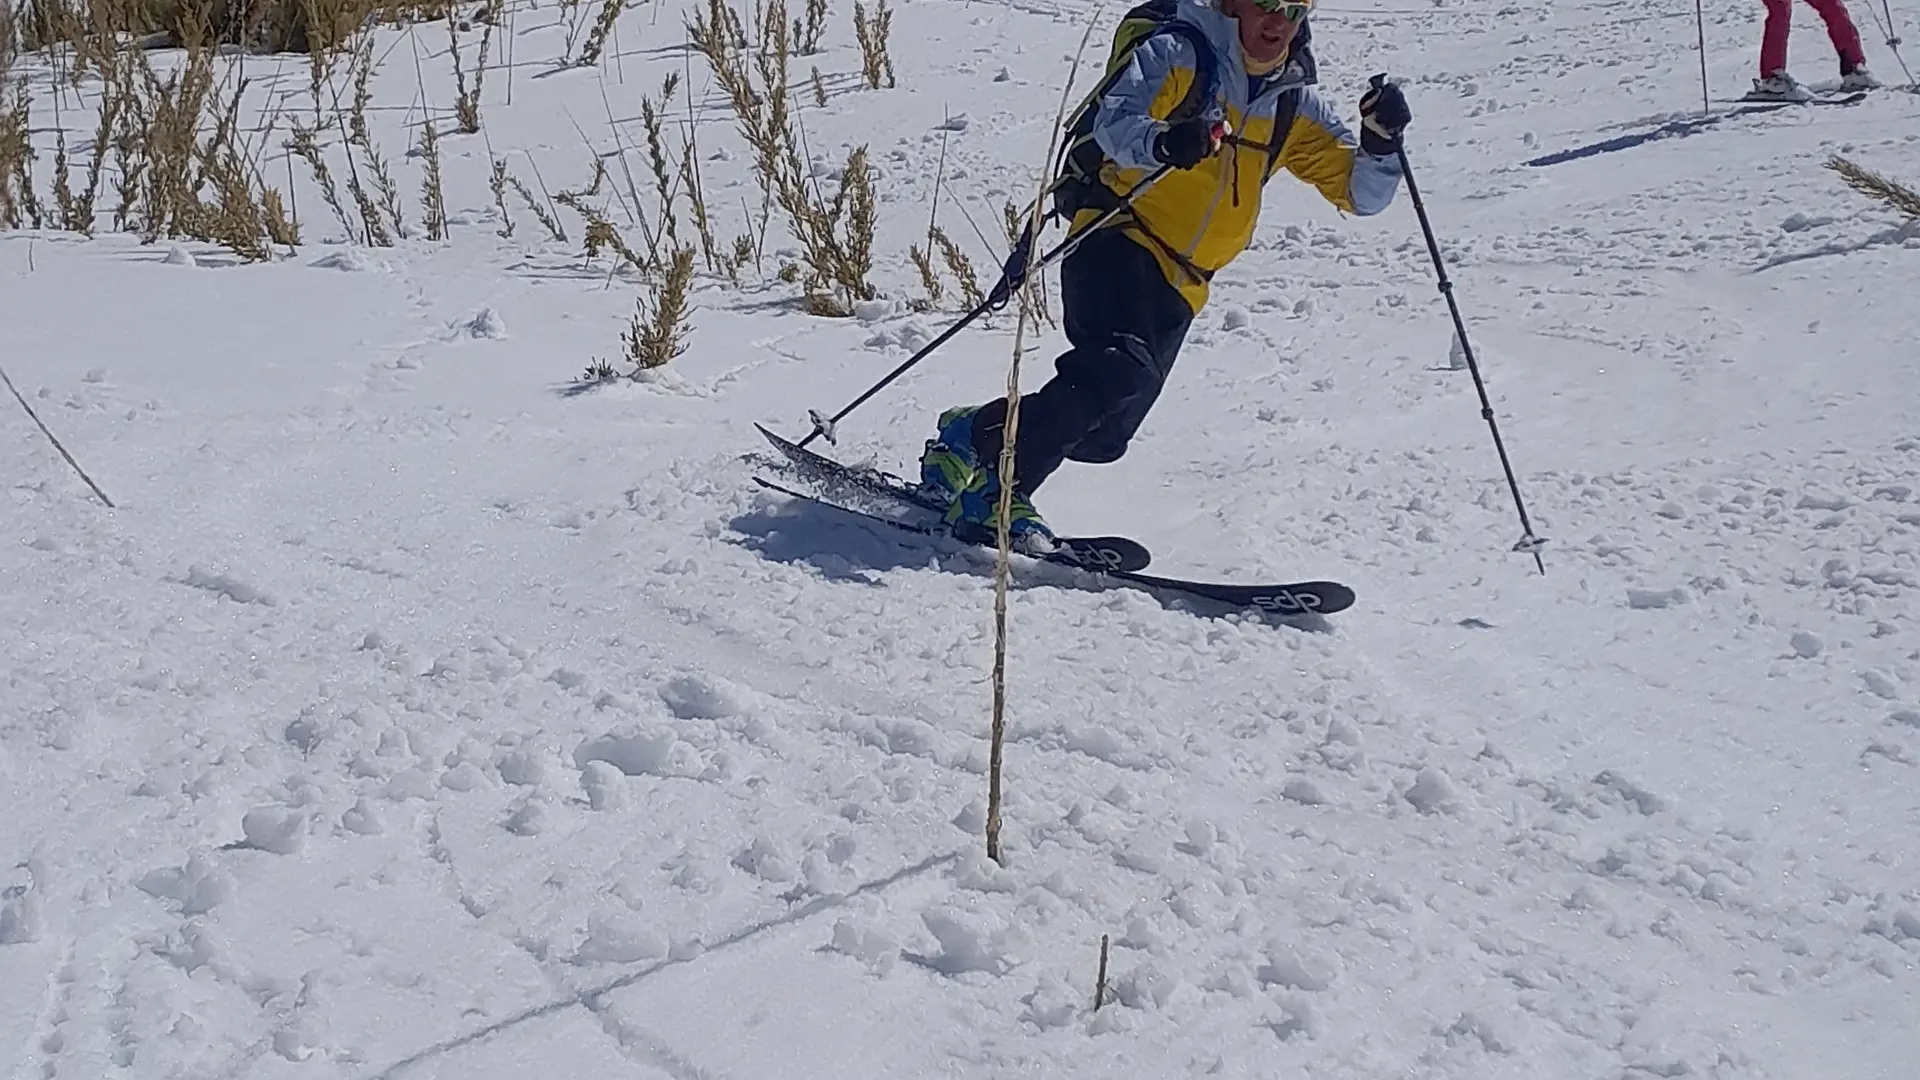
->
xmin=4 ymin=0 xmax=1919 ymax=1076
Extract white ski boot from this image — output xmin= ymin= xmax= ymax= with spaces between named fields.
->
xmin=1749 ymin=72 xmax=1814 ymax=102
xmin=1840 ymin=65 xmax=1882 ymax=91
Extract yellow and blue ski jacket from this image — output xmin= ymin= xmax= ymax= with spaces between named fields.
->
xmin=1079 ymin=1 xmax=1403 ymax=311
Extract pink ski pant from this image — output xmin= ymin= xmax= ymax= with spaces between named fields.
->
xmin=1760 ymin=0 xmax=1867 ymax=76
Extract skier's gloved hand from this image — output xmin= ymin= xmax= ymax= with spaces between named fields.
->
xmin=1153 ymin=116 xmax=1221 ymax=169
xmin=1358 ymin=80 xmax=1411 ymax=156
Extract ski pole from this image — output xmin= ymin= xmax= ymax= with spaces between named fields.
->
xmin=795 ymin=163 xmax=1174 ymax=449
xmin=1866 ymin=0 xmax=1915 ymax=88
xmin=1694 ymin=0 xmax=1710 ymax=115
xmin=1372 ymin=73 xmax=1548 ymax=573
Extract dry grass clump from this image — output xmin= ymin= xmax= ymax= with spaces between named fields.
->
xmin=1828 ymin=155 xmax=1920 ymax=220
xmin=0 ymin=83 xmax=46 ymax=228
xmin=572 ymin=0 xmax=621 ymax=67
xmin=20 ymin=0 xmax=441 ymax=66
xmin=623 ymin=243 xmax=695 ymax=368
xmin=2 ymin=0 xmax=487 ymax=258
xmin=5 ymin=0 xmax=958 ymax=382
xmin=447 ymin=0 xmax=500 ymax=132
xmin=688 ymin=0 xmax=877 ymax=315
xmin=852 ymin=0 xmax=892 ymax=90
xmin=3 ymin=14 xmax=298 ymax=259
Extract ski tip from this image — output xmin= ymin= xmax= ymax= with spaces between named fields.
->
xmin=755 ymin=422 xmax=808 ymax=456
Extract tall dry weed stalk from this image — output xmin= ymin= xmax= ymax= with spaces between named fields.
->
xmin=623 ymin=244 xmax=695 ymax=369
xmin=575 ymin=0 xmax=622 ymax=66
xmin=556 ymin=0 xmax=595 ymax=60
xmin=1094 ymin=935 xmax=1111 ymax=1010
xmin=933 ymin=226 xmax=982 ymax=307
xmin=1 ymin=2 xmax=18 ymax=79
xmin=1828 ymin=154 xmax=1920 ymax=219
xmin=348 ymin=26 xmax=375 ymax=141
xmin=721 ymin=230 xmax=753 ymax=283
xmin=582 ymin=210 xmax=646 ymax=273
xmin=679 ymin=57 xmax=716 ymax=271
xmin=985 ymin=11 xmax=1102 ymax=866
xmin=793 ymin=0 xmax=824 ymax=54
xmin=909 ymin=130 xmax=983 ymax=311
xmin=909 ymin=241 xmax=940 ymax=308
xmin=361 ymin=133 xmax=403 ymax=234
xmin=289 ymin=124 xmax=353 ymax=234
xmin=333 ymin=130 xmax=392 ymax=244
xmin=638 ymin=73 xmax=679 ymax=250
xmin=418 ymin=116 xmax=445 ymax=239
xmin=0 ymin=79 xmax=45 ymax=228
xmin=550 ymin=146 xmax=657 ymax=278
xmin=480 ymin=154 xmax=508 ymax=235
xmin=448 ymin=0 xmax=501 ymax=132
xmin=688 ymin=0 xmax=878 ymax=315
xmin=506 ymin=167 xmax=565 ymax=240
xmin=853 ymin=0 xmax=893 ymax=90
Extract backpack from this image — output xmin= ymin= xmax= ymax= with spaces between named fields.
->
xmin=1046 ymin=0 xmax=1221 ymax=219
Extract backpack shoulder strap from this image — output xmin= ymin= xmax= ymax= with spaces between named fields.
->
xmin=1046 ymin=5 xmax=1221 ymax=217
xmin=1075 ymin=4 xmax=1219 ymax=128
xmin=1153 ymin=20 xmax=1218 ymax=124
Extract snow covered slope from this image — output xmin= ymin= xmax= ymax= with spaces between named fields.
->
xmin=4 ymin=0 xmax=1919 ymax=1076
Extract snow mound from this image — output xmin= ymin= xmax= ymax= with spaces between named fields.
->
xmin=137 ymin=854 xmax=235 ymax=915
xmin=310 ymin=248 xmax=389 ymax=272
xmin=574 ymin=727 xmax=704 ymax=779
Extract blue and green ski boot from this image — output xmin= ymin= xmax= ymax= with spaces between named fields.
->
xmin=918 ymin=406 xmax=1056 ymax=551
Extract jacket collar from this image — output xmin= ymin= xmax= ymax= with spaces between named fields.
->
xmin=1178 ymin=1 xmax=1320 ymax=96
xmin=1257 ymin=18 xmax=1319 ymax=93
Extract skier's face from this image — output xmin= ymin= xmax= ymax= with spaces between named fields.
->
xmin=1228 ymin=0 xmax=1306 ymax=65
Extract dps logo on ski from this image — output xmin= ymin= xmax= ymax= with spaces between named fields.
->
xmin=1067 ymin=546 xmax=1134 ymax=571
xmin=1251 ymin=590 xmax=1321 ymax=615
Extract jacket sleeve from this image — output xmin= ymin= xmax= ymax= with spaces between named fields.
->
xmin=1089 ymin=33 xmax=1205 ymax=172
xmin=1273 ymin=88 xmax=1403 ymax=216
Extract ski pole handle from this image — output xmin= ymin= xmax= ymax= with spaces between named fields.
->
xmin=1363 ymin=72 xmax=1405 ymax=149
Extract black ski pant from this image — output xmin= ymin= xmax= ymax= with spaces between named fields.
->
xmin=968 ymin=226 xmax=1194 ymax=497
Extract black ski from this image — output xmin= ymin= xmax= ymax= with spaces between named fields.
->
xmin=1729 ymin=89 xmax=1869 ymax=108
xmin=753 ymin=422 xmax=947 ymax=515
xmin=752 ymin=477 xmax=1354 ymax=618
xmin=753 ymin=476 xmax=1150 ymax=574
xmin=752 ymin=423 xmax=1150 ymax=573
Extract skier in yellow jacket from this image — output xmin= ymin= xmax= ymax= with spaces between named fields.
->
xmin=919 ymin=0 xmax=1410 ymax=547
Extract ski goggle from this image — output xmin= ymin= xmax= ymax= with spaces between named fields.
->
xmin=1251 ymin=0 xmax=1313 ymax=19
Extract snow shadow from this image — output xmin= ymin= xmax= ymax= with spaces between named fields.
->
xmin=728 ymin=499 xmax=1335 ymax=632
xmin=729 ymin=501 xmax=934 ymax=585
xmin=1523 ymin=103 xmax=1797 ymax=167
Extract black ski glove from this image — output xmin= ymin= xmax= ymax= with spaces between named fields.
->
xmin=1153 ymin=116 xmax=1220 ymax=169
xmin=1359 ymin=80 xmax=1411 ymax=156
